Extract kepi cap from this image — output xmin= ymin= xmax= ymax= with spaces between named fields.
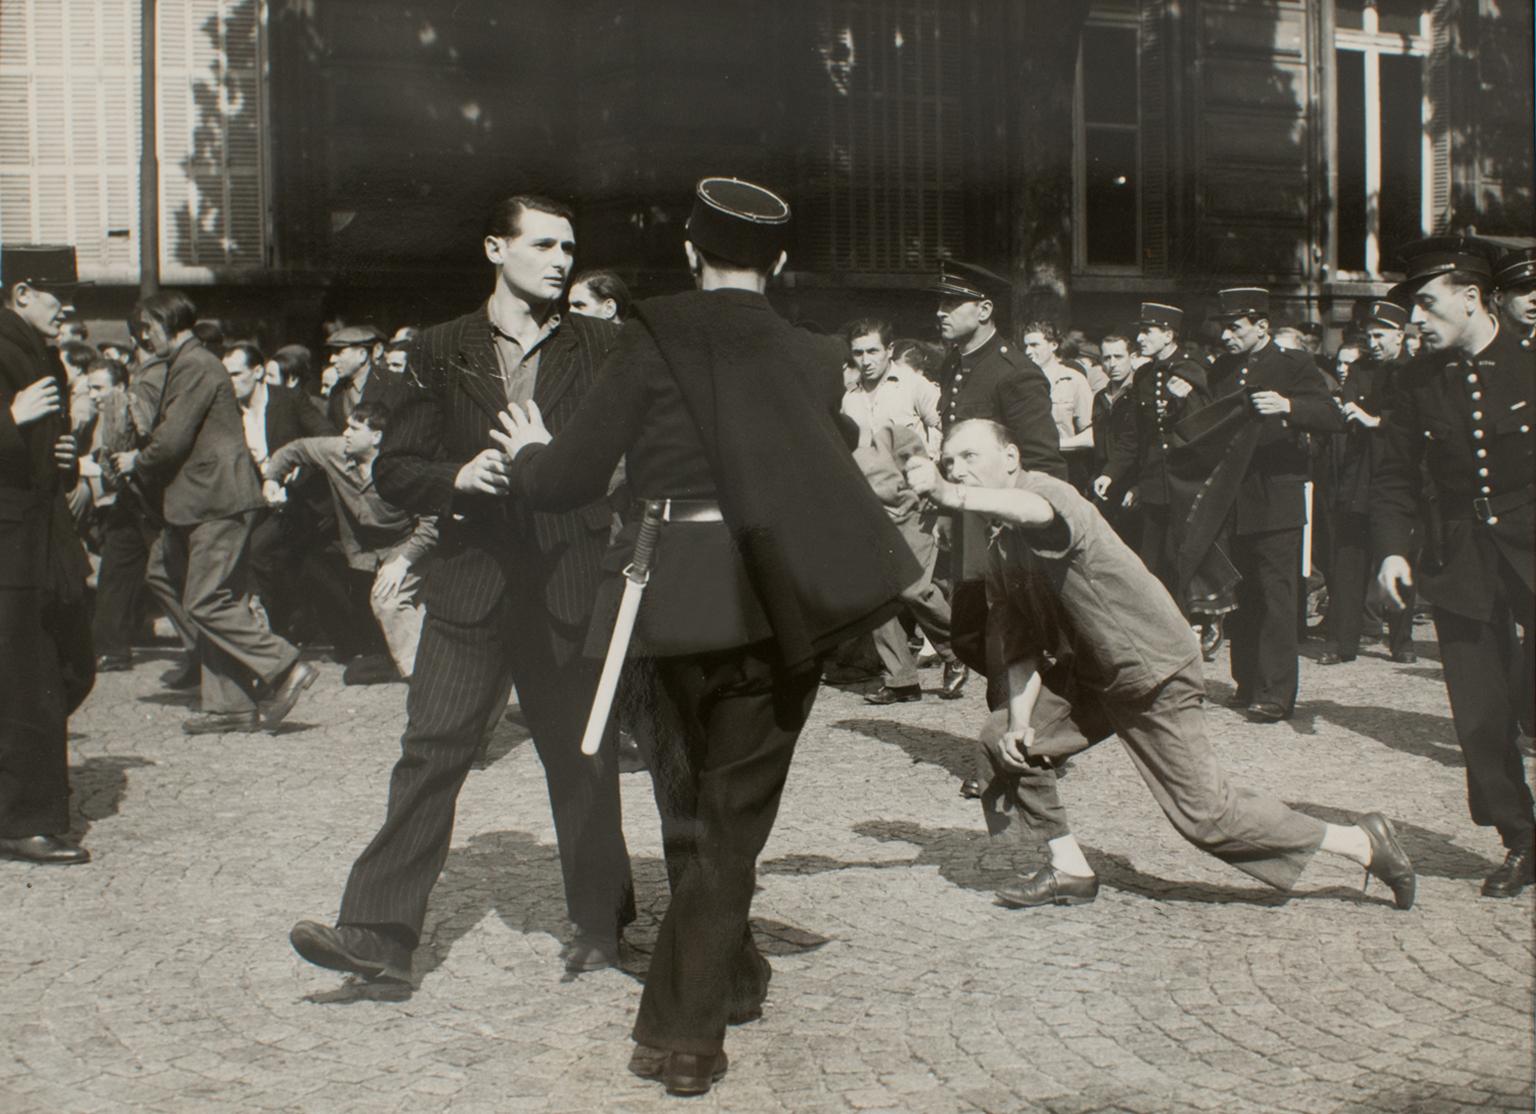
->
xmin=1137 ymin=302 xmax=1184 ymax=331
xmin=1213 ymin=287 xmax=1271 ymax=321
xmin=1 ymin=244 xmax=89 ymax=295
xmin=1493 ymin=247 xmax=1536 ymax=290
xmin=1354 ymin=298 xmax=1409 ymax=330
xmin=1392 ymin=235 xmax=1499 ymax=292
xmin=685 ymin=177 xmax=791 ymax=269
xmin=324 ymin=324 xmax=386 ymax=348
xmin=928 ymin=259 xmax=1010 ymax=303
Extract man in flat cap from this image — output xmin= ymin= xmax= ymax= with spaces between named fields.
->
xmin=1208 ymin=287 xmax=1344 ymax=723
xmin=1319 ymin=298 xmax=1416 ymax=666
xmin=290 ymin=195 xmax=635 ymax=987
xmin=0 ymin=245 xmax=94 ymax=864
xmin=494 ymin=177 xmax=920 ymax=1096
xmin=1492 ymin=247 xmax=1536 ymax=351
xmin=1373 ymin=235 xmax=1535 ymax=898
xmin=324 ymin=323 xmax=397 ymax=430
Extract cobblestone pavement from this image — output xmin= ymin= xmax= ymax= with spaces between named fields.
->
xmin=2 ymin=629 xmax=1532 ymax=1114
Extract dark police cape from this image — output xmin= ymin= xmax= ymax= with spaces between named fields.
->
xmin=582 ymin=291 xmax=923 ymax=674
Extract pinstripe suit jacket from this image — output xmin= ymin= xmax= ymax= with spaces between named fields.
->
xmin=374 ymin=305 xmax=619 ymax=628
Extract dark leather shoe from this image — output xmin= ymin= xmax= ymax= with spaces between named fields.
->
xmin=290 ymin=920 xmax=412 ymax=983
xmin=0 ymin=834 xmax=90 ymax=865
xmin=1199 ymin=619 xmax=1225 ymax=662
xmin=561 ymin=930 xmax=620 ymax=973
xmin=864 ymin=683 xmax=921 ymax=705
xmin=939 ymin=662 xmax=969 ymax=700
xmin=1317 ymin=649 xmax=1355 ymax=665
xmin=1391 ymin=649 xmax=1419 ymax=664
xmin=959 ymin=777 xmax=981 ymax=799
xmin=1226 ymin=690 xmax=1252 ymax=710
xmin=995 ymin=865 xmax=1099 ymax=908
xmin=261 ymin=661 xmax=318 ymax=726
xmin=1247 ymin=702 xmax=1289 ymax=723
xmin=1481 ymin=848 xmax=1535 ymax=898
xmin=161 ymin=657 xmax=201 ymax=690
xmin=341 ymin=653 xmax=401 ymax=686
xmin=628 ymin=1045 xmax=730 ymax=1095
xmin=1359 ymin=812 xmax=1416 ymax=910
xmin=182 ymin=711 xmax=261 ymax=735
xmin=95 ymin=653 xmax=132 ymax=673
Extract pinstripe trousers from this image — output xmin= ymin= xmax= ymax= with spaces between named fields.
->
xmin=338 ymin=591 xmax=634 ymax=943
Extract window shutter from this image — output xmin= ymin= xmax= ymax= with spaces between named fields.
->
xmin=1425 ymin=0 xmax=1453 ymax=233
xmin=1139 ymin=0 xmax=1169 ymax=275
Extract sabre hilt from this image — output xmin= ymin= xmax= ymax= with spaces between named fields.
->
xmin=622 ymin=500 xmax=666 ymax=584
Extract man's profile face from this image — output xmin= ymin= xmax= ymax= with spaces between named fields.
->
xmin=1021 ymin=331 xmax=1055 ymax=368
xmin=849 ymin=333 xmax=892 ymax=385
xmin=568 ymin=281 xmax=617 ymax=321
xmin=331 ymin=344 xmax=369 ymax=381
xmin=1364 ymin=325 xmax=1404 ymax=362
xmin=341 ymin=416 xmax=381 ymax=459
xmin=223 ymin=350 xmax=261 ymax=403
xmin=12 ymin=284 xmax=69 ymax=340
xmin=1220 ymin=315 xmax=1266 ymax=355
xmin=1410 ymin=274 xmax=1480 ymax=353
xmin=1101 ymin=340 xmax=1133 ymax=383
xmin=135 ymin=316 xmax=171 ymax=357
xmin=941 ymin=423 xmax=1015 ymax=489
xmin=487 ymin=210 xmax=575 ymax=305
xmin=1136 ymin=324 xmax=1173 ymax=358
xmin=1495 ymin=282 xmax=1536 ymax=329
xmin=936 ymin=296 xmax=986 ymax=343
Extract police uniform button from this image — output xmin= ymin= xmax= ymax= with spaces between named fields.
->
xmin=1488 ymin=516 xmax=1500 ymax=525
xmin=1481 ymin=485 xmax=1493 ymax=495
xmin=1522 ymin=425 xmax=1531 ymax=434
xmin=1466 ymin=373 xmax=1478 ymax=384
xmin=999 ymin=346 xmax=1008 ymax=353
xmin=1471 ymin=390 xmax=1483 ymax=400
xmin=1476 ymin=448 xmax=1488 ymax=458
xmin=1473 ymin=429 xmax=1485 ymax=439
xmin=1479 ymin=467 xmax=1490 ymax=477
xmin=1472 ymin=411 xmax=1484 ymax=420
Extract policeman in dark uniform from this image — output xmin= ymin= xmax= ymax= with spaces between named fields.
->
xmin=1492 ymin=246 xmax=1536 ymax=351
xmin=1094 ymin=303 xmax=1210 ymax=601
xmin=1320 ymin=298 xmax=1416 ymax=665
xmin=1374 ymin=236 xmax=1535 ymax=898
xmin=497 ymin=178 xmax=920 ymax=1095
xmin=1209 ymin=287 xmax=1344 ymax=723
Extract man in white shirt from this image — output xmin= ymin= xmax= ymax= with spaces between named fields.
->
xmin=1022 ymin=321 xmax=1094 ymax=491
xmin=841 ymin=318 xmax=942 ymax=454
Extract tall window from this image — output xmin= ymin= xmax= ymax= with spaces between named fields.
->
xmin=1074 ymin=4 xmax=1141 ymax=271
xmin=1333 ymin=0 xmax=1435 ymax=276
xmin=0 ymin=0 xmax=269 ymax=283
xmin=800 ymin=0 xmax=965 ymax=273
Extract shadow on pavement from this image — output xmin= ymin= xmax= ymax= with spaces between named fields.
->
xmin=834 ymin=717 xmax=976 ymax=782
xmin=67 ymin=754 xmax=154 ymax=840
xmin=764 ymin=819 xmax=1018 ymax=896
xmin=1305 ymin=700 xmax=1461 ymax=767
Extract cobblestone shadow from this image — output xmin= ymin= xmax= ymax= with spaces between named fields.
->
xmin=834 ymin=717 xmax=976 ymax=781
xmin=1307 ymin=700 xmax=1463 ymax=767
xmin=67 ymin=755 xmax=153 ymax=840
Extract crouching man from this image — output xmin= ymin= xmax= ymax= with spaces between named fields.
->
xmin=262 ymin=400 xmax=435 ymax=681
xmin=906 ymin=419 xmax=1417 ymax=910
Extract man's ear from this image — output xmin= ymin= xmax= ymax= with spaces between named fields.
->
xmin=977 ymin=298 xmax=994 ymax=324
xmin=683 ymin=240 xmax=701 ymax=275
xmin=770 ymin=250 xmax=788 ymax=279
xmin=484 ymin=235 xmax=504 ymax=266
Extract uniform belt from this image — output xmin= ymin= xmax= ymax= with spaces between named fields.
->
xmin=1445 ymin=485 xmax=1535 ymax=523
xmin=642 ymin=498 xmax=724 ymax=524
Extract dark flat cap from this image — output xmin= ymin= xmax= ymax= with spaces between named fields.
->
xmin=1 ymin=244 xmax=89 ymax=294
xmin=1213 ymin=287 xmax=1271 ymax=321
xmin=928 ymin=259 xmax=1010 ymax=302
xmin=325 ymin=324 xmax=386 ymax=348
xmin=1392 ymin=235 xmax=1499 ymax=291
xmin=685 ymin=177 xmax=791 ymax=269
xmin=1494 ymin=247 xmax=1536 ymax=290
xmin=1136 ymin=302 xmax=1184 ymax=331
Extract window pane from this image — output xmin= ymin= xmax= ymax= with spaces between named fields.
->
xmin=1083 ymin=26 xmax=1138 ymax=126
xmin=1084 ymin=127 xmax=1137 ymax=266
xmin=1376 ymin=0 xmax=1427 ymax=36
xmin=1336 ymin=0 xmax=1366 ymax=31
xmin=1380 ymin=54 xmax=1424 ymax=253
xmin=1335 ymin=49 xmax=1366 ymax=272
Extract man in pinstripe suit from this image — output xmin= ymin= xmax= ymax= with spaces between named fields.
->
xmin=290 ymin=196 xmax=633 ymax=983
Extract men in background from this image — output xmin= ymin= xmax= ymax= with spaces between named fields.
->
xmin=264 ymin=402 xmax=435 ymax=683
xmin=841 ymin=318 xmax=964 ymax=704
xmin=906 ymin=420 xmax=1415 ymax=912
xmin=1089 ymin=333 xmax=1140 ymax=545
xmin=0 ymin=244 xmax=94 ymax=865
xmin=568 ymin=269 xmax=632 ymax=323
xmin=1022 ymin=320 xmax=1094 ymax=491
xmin=891 ymin=338 xmax=945 ymax=386
xmin=289 ymin=194 xmax=634 ymax=991
xmin=1209 ymin=288 xmax=1343 ymax=723
xmin=57 ymin=312 xmax=88 ymax=345
xmin=113 ymin=291 xmax=316 ymax=736
xmin=324 ymin=324 xmax=395 ymax=429
xmin=1320 ymin=300 xmax=1415 ymax=665
xmin=1375 ymin=236 xmax=1535 ymax=898
xmin=496 ymin=177 xmax=919 ymax=1096
xmin=1492 ymin=247 xmax=1536 ymax=349
xmin=1096 ymin=304 xmax=1209 ymax=601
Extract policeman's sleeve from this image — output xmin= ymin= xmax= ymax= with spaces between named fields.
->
xmin=0 ymin=392 xmax=24 ymax=462
xmin=1369 ymin=375 xmax=1425 ymax=561
xmin=1286 ymin=364 xmax=1348 ymax=434
xmin=510 ymin=327 xmax=650 ymax=512
xmin=997 ymin=369 xmax=1069 ymax=480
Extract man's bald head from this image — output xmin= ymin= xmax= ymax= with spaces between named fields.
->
xmin=941 ymin=419 xmax=1020 ymax=487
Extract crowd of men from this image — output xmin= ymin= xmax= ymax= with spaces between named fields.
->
xmin=0 ymin=180 xmax=1531 ymax=1096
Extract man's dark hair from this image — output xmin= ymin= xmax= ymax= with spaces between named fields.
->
xmin=844 ymin=317 xmax=894 ymax=349
xmin=60 ymin=341 xmax=96 ymax=369
xmin=891 ymin=338 xmax=944 ymax=377
xmin=1100 ymin=333 xmax=1131 ymax=351
xmin=1440 ymin=270 xmax=1492 ymax=301
xmin=1021 ymin=320 xmax=1061 ymax=346
xmin=484 ymin=194 xmax=574 ymax=240
xmin=130 ymin=291 xmax=198 ymax=340
xmin=84 ymin=356 xmax=125 ymax=385
xmin=270 ymin=344 xmax=314 ymax=388
xmin=572 ymin=269 xmax=632 ymax=320
xmin=226 ymin=341 xmax=264 ymax=371
xmin=193 ymin=319 xmax=226 ymax=357
xmin=349 ymin=399 xmax=392 ymax=433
